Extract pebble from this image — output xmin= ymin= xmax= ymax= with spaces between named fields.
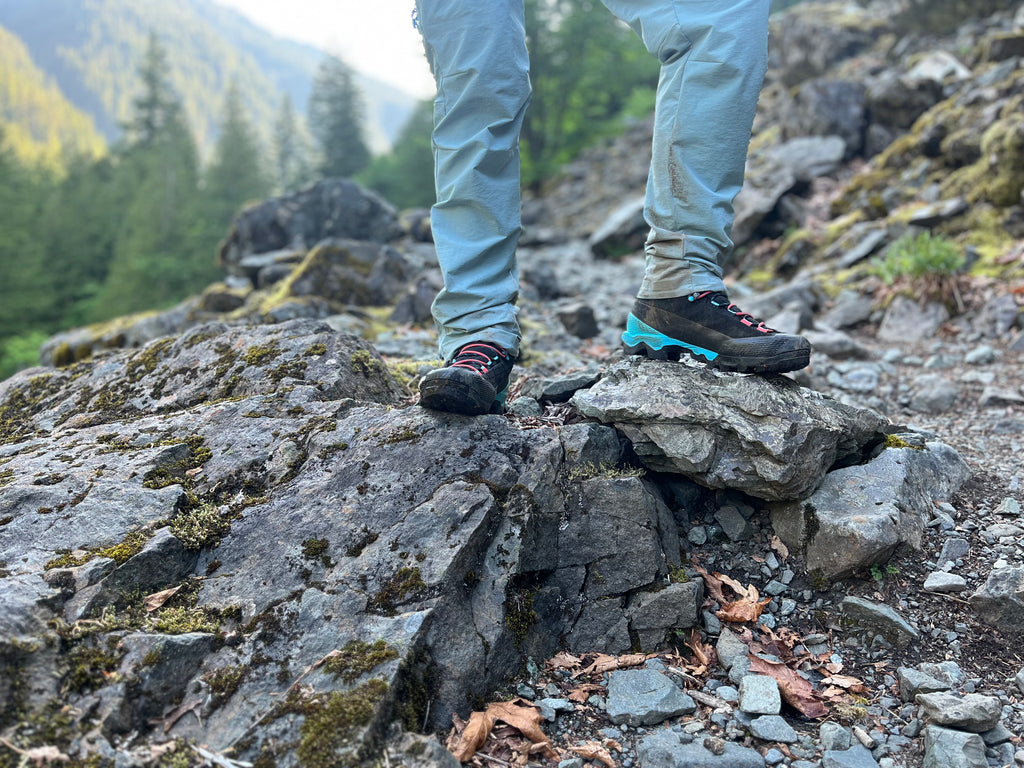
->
xmin=738 ymin=674 xmax=781 ymax=715
xmin=922 ymin=571 xmax=968 ymax=593
xmin=749 ymin=715 xmax=798 ymax=743
xmin=822 ymin=744 xmax=881 ymax=768
xmin=821 ymin=722 xmax=853 ymax=751
xmin=606 ymin=670 xmax=697 ymax=726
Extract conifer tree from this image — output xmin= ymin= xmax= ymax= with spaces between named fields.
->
xmin=272 ymin=94 xmax=311 ymax=193
xmin=307 ymin=54 xmax=370 ymax=179
xmin=202 ymin=79 xmax=270 ymax=229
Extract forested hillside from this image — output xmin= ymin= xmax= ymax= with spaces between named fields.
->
xmin=0 ymin=25 xmax=105 ymax=170
xmin=0 ymin=0 xmax=414 ymax=155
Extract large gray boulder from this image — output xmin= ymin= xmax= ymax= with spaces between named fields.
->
xmin=0 ymin=322 xmax=697 ymax=766
xmin=770 ymin=439 xmax=970 ymax=578
xmin=571 ymin=358 xmax=887 ymax=501
xmin=969 ymin=567 xmax=1024 ymax=639
xmin=218 ymin=178 xmax=402 ymax=279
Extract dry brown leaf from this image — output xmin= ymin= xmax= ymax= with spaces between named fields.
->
xmin=716 ymin=585 xmax=772 ymax=623
xmin=820 ymin=675 xmax=867 ymax=693
xmin=692 ymin=563 xmax=728 ymax=605
xmin=684 ymin=629 xmax=713 ymax=669
xmin=716 ymin=572 xmax=750 ymax=598
xmin=162 ymin=696 xmax=204 ymax=733
xmin=582 ymin=653 xmax=647 ymax=675
xmin=570 ymin=740 xmax=616 ymax=768
xmin=748 ymin=656 xmax=828 ymax=719
xmin=546 ymin=651 xmax=582 ymax=670
xmin=770 ymin=535 xmax=789 ymax=560
xmin=0 ymin=741 xmax=70 ymax=766
xmin=144 ymin=586 xmax=182 ymax=612
xmin=568 ymin=683 xmax=605 ymax=703
xmin=602 ymin=738 xmax=623 ymax=752
xmin=451 ymin=711 xmax=492 ymax=762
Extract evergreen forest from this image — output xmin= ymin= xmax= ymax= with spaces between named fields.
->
xmin=0 ymin=0 xmax=661 ymax=380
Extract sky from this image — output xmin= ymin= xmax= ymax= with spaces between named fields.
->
xmin=213 ymin=0 xmax=435 ymax=98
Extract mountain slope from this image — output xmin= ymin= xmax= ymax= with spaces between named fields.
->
xmin=0 ymin=24 xmax=105 ymax=169
xmin=0 ymin=0 xmax=415 ymax=156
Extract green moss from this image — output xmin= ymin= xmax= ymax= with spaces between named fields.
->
xmin=344 ymin=528 xmax=378 ymax=558
xmin=504 ymin=589 xmax=538 ymax=648
xmin=368 ymin=568 xmax=427 ymax=615
xmin=377 ymin=426 xmax=420 ymax=445
xmin=204 ymin=665 xmax=247 ymax=705
xmin=45 ymin=528 xmax=151 ymax=570
xmin=170 ymin=502 xmax=233 ymax=550
xmin=284 ymin=679 xmax=388 ymax=768
xmin=142 ymin=649 xmax=162 ymax=667
xmin=0 ymin=373 xmax=64 ymax=446
xmin=142 ymin=435 xmax=212 ymax=489
xmin=323 ymin=640 xmax=399 ymax=683
xmin=153 ymin=606 xmax=223 ymax=635
xmin=272 ymin=359 xmax=308 ymax=382
xmin=302 ymin=538 xmax=333 ymax=567
xmin=65 ymin=644 xmax=123 ymax=693
xmin=244 ymin=342 xmax=282 ymax=367
xmin=306 ymin=343 xmax=328 ymax=357
xmin=668 ymin=566 xmax=690 ymax=584
xmin=565 ymin=461 xmax=645 ymax=482
xmin=883 ymin=434 xmax=925 ymax=450
xmin=125 ymin=338 xmax=175 ymax=384
xmin=0 ymin=469 xmax=13 ymax=487
xmin=349 ymin=349 xmax=382 ymax=376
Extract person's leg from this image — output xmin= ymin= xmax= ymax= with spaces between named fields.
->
xmin=604 ymin=0 xmax=810 ymax=373
xmin=415 ymin=0 xmax=530 ymax=362
xmin=415 ymin=0 xmax=530 ymax=414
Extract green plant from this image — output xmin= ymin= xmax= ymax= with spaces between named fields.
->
xmin=870 ymin=232 xmax=964 ymax=284
xmin=870 ymin=563 xmax=899 ymax=584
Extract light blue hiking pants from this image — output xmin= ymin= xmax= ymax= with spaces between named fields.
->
xmin=416 ymin=0 xmax=770 ymax=361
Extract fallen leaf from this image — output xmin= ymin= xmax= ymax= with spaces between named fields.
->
xmin=144 ymin=586 xmax=182 ymax=612
xmin=692 ymin=563 xmax=728 ymax=605
xmin=820 ymin=675 xmax=867 ymax=693
xmin=716 ymin=572 xmax=750 ymax=598
xmin=716 ymin=585 xmax=772 ymax=623
xmin=570 ymin=741 xmax=616 ymax=768
xmin=748 ymin=656 xmax=828 ymax=718
xmin=684 ymin=629 xmax=713 ymax=669
xmin=0 ymin=741 xmax=71 ymax=766
xmin=582 ymin=653 xmax=647 ymax=675
xmin=452 ymin=711 xmax=492 ymax=762
xmin=568 ymin=683 xmax=605 ymax=703
xmin=546 ymin=652 xmax=582 ymax=670
xmin=450 ymin=699 xmax=557 ymax=762
xmin=162 ymin=696 xmax=204 ymax=733
xmin=770 ymin=535 xmax=789 ymax=560
xmin=602 ymin=738 xmax=623 ymax=752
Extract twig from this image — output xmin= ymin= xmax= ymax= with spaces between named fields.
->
xmin=921 ymin=591 xmax=970 ymax=604
xmin=422 ymin=698 xmax=432 ymax=732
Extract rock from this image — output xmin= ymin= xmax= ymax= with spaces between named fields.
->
xmin=605 ymin=669 xmax=697 ymax=726
xmin=923 ymin=572 xmax=967 ymax=593
xmin=738 ymin=675 xmax=781 ymax=715
xmin=898 ymin=668 xmax=950 ymax=702
xmin=820 ymin=722 xmax=853 ymax=751
xmin=716 ymin=628 xmax=749 ymax=671
xmin=907 ymin=198 xmax=969 ymax=228
xmin=985 ymin=32 xmax=1024 ymax=62
xmin=556 ymin=302 xmax=600 ymax=338
xmin=822 ymin=745 xmax=880 ymax=768
xmin=922 ymin=725 xmax=987 ymax=768
xmin=840 ymin=597 xmax=919 ymax=647
xmin=909 ymin=374 xmax=960 ymax=414
xmin=829 ymin=226 xmax=889 ymax=270
xmin=391 ymin=271 xmax=443 ymax=325
xmin=218 ymin=178 xmax=401 ymax=278
xmin=638 ymin=729 xmax=766 ymax=768
xmin=520 ymin=368 xmax=602 ymax=404
xmin=588 ymin=196 xmax=646 ymax=259
xmin=979 ymin=387 xmax=1024 ymax=408
xmin=770 ymin=439 xmax=969 ymax=578
xmin=767 ymin=136 xmax=847 ymax=183
xmin=915 ymin=692 xmax=1002 ymax=733
xmin=786 ymin=78 xmax=867 ymax=157
xmin=819 ymin=290 xmax=875 ymax=330
xmin=715 ymin=505 xmax=752 ymax=542
xmin=969 ymin=567 xmax=1024 ymax=639
xmin=770 ymin=6 xmax=878 ymax=87
xmin=387 ymin=732 xmax=460 ymax=768
xmin=877 ymin=296 xmax=950 ymax=343
xmin=749 ymin=715 xmax=798 ymax=743
xmin=626 ymin=580 xmax=703 ymax=649
xmin=734 ymin=154 xmax=796 ymax=246
xmin=866 ymin=68 xmax=943 ymax=131
xmin=981 ymin=723 xmax=1013 ymax=746
xmin=938 ymin=537 xmax=970 ymax=564
xmin=572 ymin=358 xmax=887 ymax=502
xmin=916 ymin=661 xmax=965 ymax=689
xmin=803 ymin=329 xmax=871 ymax=360
xmin=1017 ymin=667 xmax=1024 ymax=696
xmin=278 ymin=238 xmax=412 ymax=308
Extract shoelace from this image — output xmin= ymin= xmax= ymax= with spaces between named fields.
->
xmin=449 ymin=342 xmax=508 ymax=375
xmin=690 ymin=291 xmax=776 ymax=333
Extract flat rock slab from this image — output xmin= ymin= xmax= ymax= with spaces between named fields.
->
xmin=823 ymin=744 xmax=881 ymax=768
xmin=840 ymin=597 xmax=919 ymax=647
xmin=770 ymin=440 xmax=969 ymax=578
xmin=922 ymin=725 xmax=987 ymax=768
xmin=970 ymin=566 xmax=1024 ymax=639
xmin=915 ymin=692 xmax=1003 ymax=733
xmin=638 ymin=730 xmax=766 ymax=768
xmin=606 ymin=669 xmax=696 ymax=726
xmin=572 ymin=358 xmax=887 ymax=501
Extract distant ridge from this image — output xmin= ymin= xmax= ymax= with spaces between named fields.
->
xmin=0 ymin=0 xmax=416 ymax=157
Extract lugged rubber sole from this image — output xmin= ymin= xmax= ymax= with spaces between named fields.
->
xmin=622 ymin=315 xmax=810 ymax=375
xmin=419 ymin=371 xmax=507 ymax=415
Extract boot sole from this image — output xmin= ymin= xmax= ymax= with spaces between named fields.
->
xmin=622 ymin=316 xmax=810 ymax=375
xmin=419 ymin=375 xmax=507 ymax=416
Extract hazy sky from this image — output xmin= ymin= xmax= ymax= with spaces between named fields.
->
xmin=213 ymin=0 xmax=435 ymax=97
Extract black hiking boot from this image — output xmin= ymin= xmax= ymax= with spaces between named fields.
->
xmin=418 ymin=341 xmax=514 ymax=415
xmin=622 ymin=291 xmax=811 ymax=374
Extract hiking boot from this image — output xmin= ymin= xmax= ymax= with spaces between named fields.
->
xmin=622 ymin=291 xmax=811 ymax=374
xmin=418 ymin=341 xmax=514 ymax=415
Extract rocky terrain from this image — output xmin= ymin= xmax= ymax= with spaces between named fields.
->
xmin=2 ymin=1 xmax=1024 ymax=768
